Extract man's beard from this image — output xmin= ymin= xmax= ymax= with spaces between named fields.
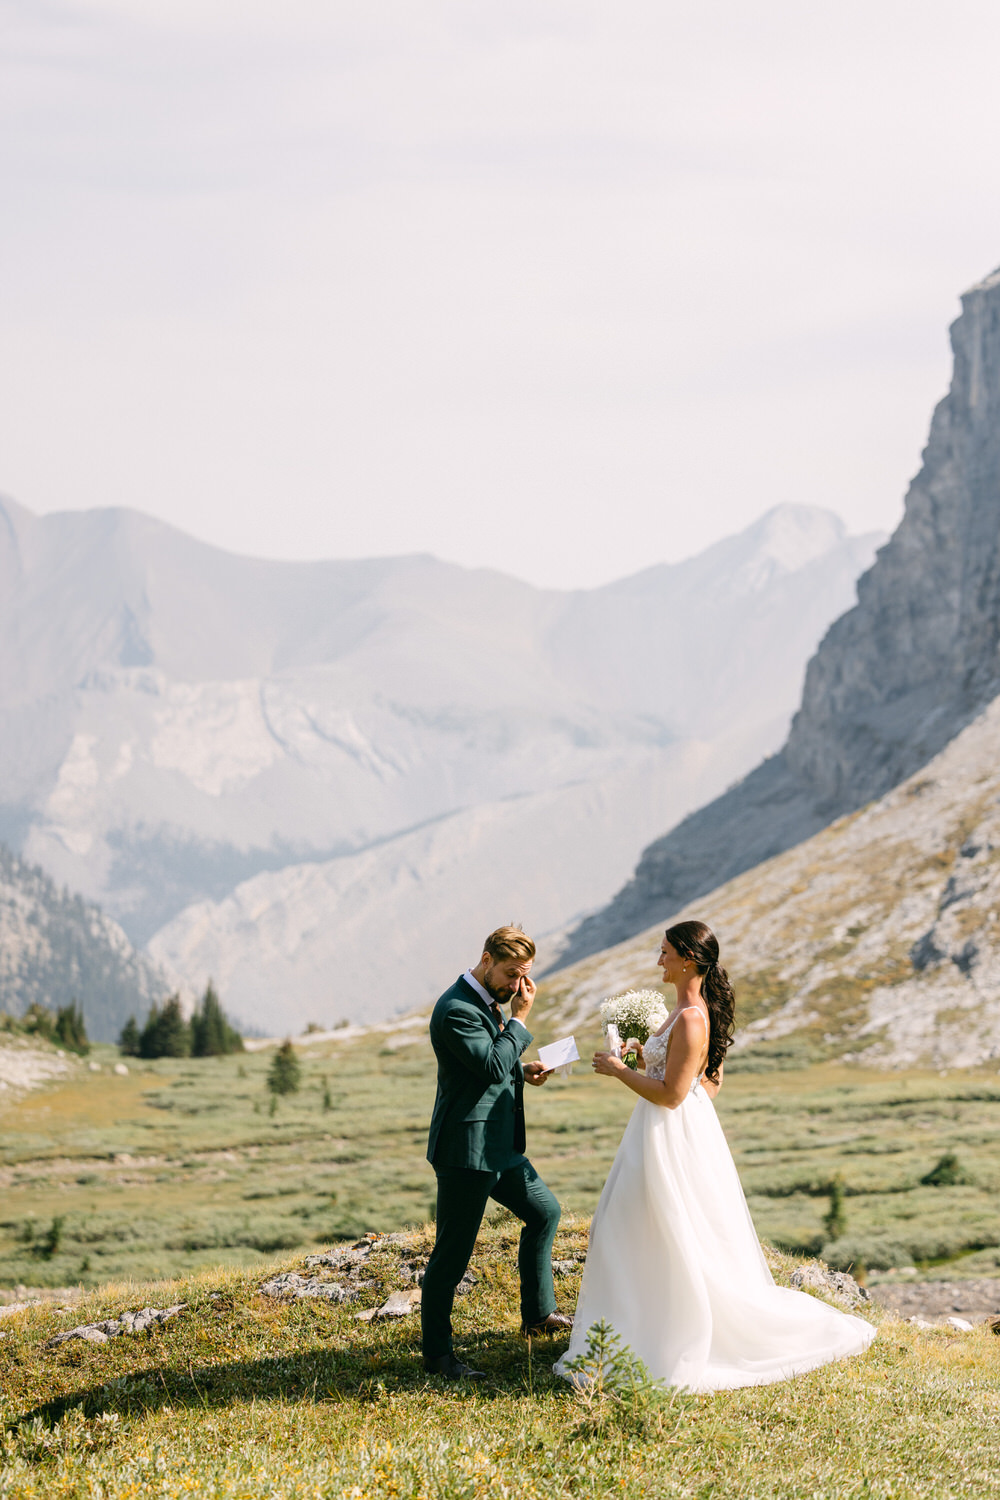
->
xmin=483 ymin=974 xmax=512 ymax=1005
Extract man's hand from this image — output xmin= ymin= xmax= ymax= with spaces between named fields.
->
xmin=523 ymin=1060 xmax=549 ymax=1087
xmin=509 ymin=973 xmax=536 ymax=1022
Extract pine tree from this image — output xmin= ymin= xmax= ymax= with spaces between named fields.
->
xmin=118 ymin=1016 xmax=140 ymax=1056
xmin=54 ymin=1000 xmax=89 ymax=1054
xmin=139 ymin=996 xmax=191 ymax=1058
xmin=190 ymin=982 xmax=243 ymax=1057
xmin=267 ymin=1039 xmax=301 ymax=1096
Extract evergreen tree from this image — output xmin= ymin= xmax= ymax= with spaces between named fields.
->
xmin=190 ymin=982 xmax=244 ymax=1057
xmin=267 ymin=1039 xmax=301 ymax=1096
xmin=118 ymin=1016 xmax=140 ymax=1056
xmin=54 ymin=1001 xmax=89 ymax=1054
xmin=139 ymin=996 xmax=191 ymax=1058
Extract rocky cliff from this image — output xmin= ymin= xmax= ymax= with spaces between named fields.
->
xmin=560 ymin=264 xmax=1000 ymax=964
xmin=0 ymin=843 xmax=168 ymax=1041
xmin=541 ymin=692 xmax=1000 ymax=1070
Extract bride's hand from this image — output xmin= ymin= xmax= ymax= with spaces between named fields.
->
xmin=625 ymin=1038 xmax=643 ymax=1062
xmin=592 ymin=1050 xmax=627 ymax=1077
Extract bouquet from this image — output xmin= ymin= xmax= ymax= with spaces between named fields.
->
xmin=599 ymin=989 xmax=669 ymax=1069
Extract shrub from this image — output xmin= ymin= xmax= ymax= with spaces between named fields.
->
xmin=823 ymin=1173 xmax=847 ymax=1240
xmin=19 ymin=1002 xmax=56 ymax=1041
xmin=268 ymin=1040 xmax=301 ymax=1096
xmin=920 ymin=1152 xmax=973 ymax=1187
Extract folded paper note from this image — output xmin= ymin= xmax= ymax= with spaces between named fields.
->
xmin=537 ymin=1035 xmax=580 ymax=1076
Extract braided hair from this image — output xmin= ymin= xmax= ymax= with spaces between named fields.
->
xmin=663 ymin=919 xmax=735 ymax=1085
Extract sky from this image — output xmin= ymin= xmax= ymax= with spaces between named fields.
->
xmin=3 ymin=1 xmax=1000 ymax=589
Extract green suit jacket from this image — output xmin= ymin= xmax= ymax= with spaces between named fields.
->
xmin=426 ymin=975 xmax=533 ymax=1172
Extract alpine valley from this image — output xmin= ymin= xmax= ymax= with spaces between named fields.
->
xmin=0 ymin=497 xmax=878 ymax=1037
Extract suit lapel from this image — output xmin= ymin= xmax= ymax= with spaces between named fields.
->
xmin=456 ymin=974 xmax=500 ymax=1034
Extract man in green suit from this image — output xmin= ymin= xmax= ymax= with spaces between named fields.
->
xmin=421 ymin=924 xmax=571 ymax=1379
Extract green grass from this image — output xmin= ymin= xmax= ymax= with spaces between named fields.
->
xmin=3 ymin=1223 xmax=1000 ymax=1499
xmin=4 ymin=1032 xmax=1000 ymax=1289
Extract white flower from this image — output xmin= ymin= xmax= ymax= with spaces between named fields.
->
xmin=599 ymin=989 xmax=669 ymax=1046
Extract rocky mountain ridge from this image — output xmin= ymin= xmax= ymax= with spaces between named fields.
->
xmin=542 ymin=689 xmax=1000 ymax=1070
xmin=561 ymin=264 xmax=1000 ymax=965
xmin=0 ymin=844 xmax=167 ymax=1041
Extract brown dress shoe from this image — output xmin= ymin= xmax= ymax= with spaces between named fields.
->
xmin=520 ymin=1311 xmax=573 ymax=1336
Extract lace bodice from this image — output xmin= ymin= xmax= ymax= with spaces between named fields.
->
xmin=642 ymin=1028 xmax=671 ymax=1080
xmin=642 ymin=1010 xmax=707 ymax=1092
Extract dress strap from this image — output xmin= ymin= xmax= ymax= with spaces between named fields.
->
xmin=676 ymin=1006 xmax=708 ymax=1034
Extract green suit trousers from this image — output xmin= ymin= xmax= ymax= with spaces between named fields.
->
xmin=420 ymin=1156 xmax=560 ymax=1363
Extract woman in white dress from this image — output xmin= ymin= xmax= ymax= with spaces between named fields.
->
xmin=554 ymin=919 xmax=875 ymax=1393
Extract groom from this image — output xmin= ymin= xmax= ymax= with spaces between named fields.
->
xmin=421 ymin=924 xmax=571 ymax=1380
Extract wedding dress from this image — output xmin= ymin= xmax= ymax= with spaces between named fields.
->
xmin=554 ymin=1012 xmax=876 ymax=1393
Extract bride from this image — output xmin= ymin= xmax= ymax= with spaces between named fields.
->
xmin=554 ymin=919 xmax=876 ymax=1393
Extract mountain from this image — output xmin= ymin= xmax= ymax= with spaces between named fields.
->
xmin=561 ymin=264 xmax=1000 ymax=965
xmin=0 ymin=496 xmax=880 ymax=1033
xmin=0 ymin=843 xmax=168 ymax=1041
xmin=541 ymin=690 xmax=1000 ymax=1070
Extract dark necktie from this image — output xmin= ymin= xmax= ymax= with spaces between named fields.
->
xmin=490 ymin=1002 xmax=505 ymax=1031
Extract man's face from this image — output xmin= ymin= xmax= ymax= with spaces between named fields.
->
xmin=482 ymin=954 xmax=533 ymax=1004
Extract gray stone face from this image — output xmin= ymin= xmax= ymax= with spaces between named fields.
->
xmin=561 ymin=267 xmax=1000 ymax=962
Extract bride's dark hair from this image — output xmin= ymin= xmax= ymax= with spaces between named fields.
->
xmin=663 ymin=919 xmax=735 ymax=1085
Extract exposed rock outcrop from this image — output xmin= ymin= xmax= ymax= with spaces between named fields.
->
xmin=562 ymin=266 xmax=1000 ymax=963
xmin=45 ymin=1304 xmax=185 ymax=1347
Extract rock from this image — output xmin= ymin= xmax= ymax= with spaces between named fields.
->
xmin=790 ymin=1264 xmax=871 ymax=1310
xmin=946 ymin=1316 xmax=975 ymax=1331
xmin=46 ymin=1304 xmax=185 ymax=1348
xmin=563 ymin=265 xmax=1000 ymax=969
xmin=88 ymin=1061 xmax=101 ymax=1072
xmin=113 ymin=1062 xmax=129 ymax=1076
xmin=259 ymin=1273 xmax=352 ymax=1303
xmin=553 ymin=1259 xmax=584 ymax=1277
xmin=374 ymin=1288 xmax=422 ymax=1318
xmin=354 ymin=1309 xmax=376 ymax=1322
xmin=907 ymin=1317 xmax=935 ymax=1330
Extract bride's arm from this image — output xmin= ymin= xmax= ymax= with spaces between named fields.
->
xmin=592 ymin=1012 xmax=706 ymax=1109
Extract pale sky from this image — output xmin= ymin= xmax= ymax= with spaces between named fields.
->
xmin=3 ymin=0 xmax=1000 ymax=588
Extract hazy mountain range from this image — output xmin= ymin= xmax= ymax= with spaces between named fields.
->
xmin=0 ymin=496 xmax=879 ymax=1035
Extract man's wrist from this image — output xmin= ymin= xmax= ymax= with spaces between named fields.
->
xmin=507 ymin=1015 xmax=528 ymax=1031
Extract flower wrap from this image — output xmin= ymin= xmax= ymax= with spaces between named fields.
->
xmin=599 ymin=989 xmax=669 ymax=1069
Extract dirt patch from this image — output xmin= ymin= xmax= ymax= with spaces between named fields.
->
xmin=871 ymin=1277 xmax=1000 ymax=1324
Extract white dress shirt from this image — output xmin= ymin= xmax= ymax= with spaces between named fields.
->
xmin=463 ymin=968 xmax=528 ymax=1032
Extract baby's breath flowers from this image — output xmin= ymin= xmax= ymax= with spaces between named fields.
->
xmin=599 ymin=989 xmax=669 ymax=1068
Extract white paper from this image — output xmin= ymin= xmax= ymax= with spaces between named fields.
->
xmin=605 ymin=1023 xmax=622 ymax=1059
xmin=537 ymin=1035 xmax=580 ymax=1075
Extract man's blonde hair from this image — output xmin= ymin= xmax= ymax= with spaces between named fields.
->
xmin=482 ymin=924 xmax=535 ymax=963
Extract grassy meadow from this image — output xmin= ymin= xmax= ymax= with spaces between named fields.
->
xmin=4 ymin=1009 xmax=1000 ymax=1496
xmin=3 ymin=1013 xmax=1000 ymax=1289
xmin=3 ymin=1224 xmax=1000 ymax=1499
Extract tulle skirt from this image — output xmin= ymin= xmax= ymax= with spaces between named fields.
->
xmin=554 ymin=1085 xmax=876 ymax=1393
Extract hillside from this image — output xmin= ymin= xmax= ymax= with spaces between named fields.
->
xmin=564 ymin=264 xmax=1000 ymax=964
xmin=4 ymin=1220 xmax=1000 ymax=1500
xmin=544 ymin=690 xmax=1000 ymax=1072
xmin=0 ymin=496 xmax=879 ymax=1033
xmin=0 ymin=844 xmax=167 ymax=1041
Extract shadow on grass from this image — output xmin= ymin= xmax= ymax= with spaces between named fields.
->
xmin=18 ymin=1328 xmax=573 ymax=1429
